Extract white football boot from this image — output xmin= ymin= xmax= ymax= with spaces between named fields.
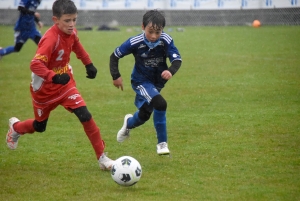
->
xmin=117 ymin=114 xmax=133 ymax=142
xmin=98 ymin=153 xmax=114 ymax=170
xmin=6 ymin=117 xmax=21 ymax=149
xmin=157 ymin=142 xmax=170 ymax=155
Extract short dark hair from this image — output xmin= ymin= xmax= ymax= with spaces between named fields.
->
xmin=52 ymin=0 xmax=77 ymax=18
xmin=143 ymin=10 xmax=165 ymax=30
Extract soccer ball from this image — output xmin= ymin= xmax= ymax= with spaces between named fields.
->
xmin=111 ymin=156 xmax=142 ymax=186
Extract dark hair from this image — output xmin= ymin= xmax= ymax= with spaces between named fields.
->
xmin=143 ymin=10 xmax=165 ymax=30
xmin=52 ymin=0 xmax=77 ymax=18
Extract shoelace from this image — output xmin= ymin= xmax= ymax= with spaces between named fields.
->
xmin=100 ymin=153 xmax=111 ymax=163
xmin=8 ymin=129 xmax=20 ymax=142
xmin=124 ymin=129 xmax=130 ymax=136
xmin=159 ymin=143 xmax=167 ymax=149
xmin=12 ymin=134 xmax=20 ymax=142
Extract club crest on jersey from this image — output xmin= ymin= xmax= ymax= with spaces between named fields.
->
xmin=37 ymin=109 xmax=43 ymax=117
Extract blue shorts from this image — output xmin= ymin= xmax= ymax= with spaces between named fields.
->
xmin=132 ymin=82 xmax=161 ymax=110
xmin=14 ymin=29 xmax=41 ymax=44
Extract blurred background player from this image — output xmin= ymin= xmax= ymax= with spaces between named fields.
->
xmin=109 ymin=10 xmax=182 ymax=155
xmin=6 ymin=0 xmax=114 ymax=170
xmin=0 ymin=0 xmax=43 ymax=60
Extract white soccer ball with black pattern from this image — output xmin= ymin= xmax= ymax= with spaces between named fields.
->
xmin=111 ymin=156 xmax=142 ymax=186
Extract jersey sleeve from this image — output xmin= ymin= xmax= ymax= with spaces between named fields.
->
xmin=161 ymin=33 xmax=182 ymax=63
xmin=18 ymin=0 xmax=26 ymax=7
xmin=167 ymin=41 xmax=181 ymax=63
xmin=113 ymin=38 xmax=133 ymax=59
xmin=30 ymin=35 xmax=57 ymax=82
xmin=72 ymin=30 xmax=92 ymax=65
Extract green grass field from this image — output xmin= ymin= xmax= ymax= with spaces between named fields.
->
xmin=0 ymin=25 xmax=299 ymax=201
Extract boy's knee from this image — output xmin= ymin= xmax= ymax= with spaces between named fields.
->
xmin=14 ymin=43 xmax=23 ymax=52
xmin=151 ymin=95 xmax=167 ymax=111
xmin=73 ymin=106 xmax=92 ymax=122
xmin=138 ymin=108 xmax=151 ymax=121
xmin=33 ymin=119 xmax=48 ymax=132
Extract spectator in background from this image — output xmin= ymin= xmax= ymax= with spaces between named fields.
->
xmin=0 ymin=0 xmax=43 ymax=60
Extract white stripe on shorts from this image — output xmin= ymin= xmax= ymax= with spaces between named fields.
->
xmin=137 ymin=85 xmax=152 ymax=103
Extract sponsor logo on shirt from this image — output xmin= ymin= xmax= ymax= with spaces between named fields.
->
xmin=144 ymin=57 xmax=164 ymax=67
xmin=34 ymin=54 xmax=48 ymax=62
xmin=53 ymin=65 xmax=69 ymax=74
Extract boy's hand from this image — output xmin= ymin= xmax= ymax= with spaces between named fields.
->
xmin=85 ymin=63 xmax=97 ymax=79
xmin=113 ymin=77 xmax=123 ymax=91
xmin=34 ymin=12 xmax=43 ymax=29
xmin=52 ymin=73 xmax=70 ymax=85
xmin=34 ymin=12 xmax=40 ymax=19
xmin=161 ymin=70 xmax=173 ymax=80
xmin=37 ymin=21 xmax=43 ymax=29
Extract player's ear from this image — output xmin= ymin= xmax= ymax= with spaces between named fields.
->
xmin=52 ymin=16 xmax=58 ymax=24
xmin=141 ymin=24 xmax=145 ymax=31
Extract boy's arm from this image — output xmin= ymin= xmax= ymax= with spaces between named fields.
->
xmin=72 ymin=34 xmax=97 ymax=79
xmin=168 ymin=60 xmax=182 ymax=75
xmin=109 ymin=53 xmax=124 ymax=91
xmin=109 ymin=53 xmax=121 ymax=80
xmin=18 ymin=6 xmax=35 ymax=15
xmin=72 ymin=36 xmax=92 ymax=65
xmin=30 ymin=38 xmax=56 ymax=82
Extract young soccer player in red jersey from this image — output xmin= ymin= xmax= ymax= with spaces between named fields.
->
xmin=6 ymin=0 xmax=114 ymax=170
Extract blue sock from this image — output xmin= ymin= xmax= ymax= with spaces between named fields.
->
xmin=0 ymin=46 xmax=15 ymax=56
xmin=153 ymin=109 xmax=167 ymax=143
xmin=127 ymin=111 xmax=146 ymax=129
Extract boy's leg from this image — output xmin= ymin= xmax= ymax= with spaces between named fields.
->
xmin=13 ymin=119 xmax=36 ymax=134
xmin=117 ymin=107 xmax=151 ymax=143
xmin=153 ymin=109 xmax=167 ymax=143
xmin=30 ymin=29 xmax=42 ymax=45
xmin=80 ymin=113 xmax=105 ymax=159
xmin=154 ymin=108 xmax=170 ymax=155
xmin=6 ymin=117 xmax=25 ymax=149
xmin=1 ymin=31 xmax=28 ymax=57
xmin=6 ymin=101 xmax=51 ymax=149
xmin=0 ymin=46 xmax=15 ymax=57
xmin=73 ymin=106 xmax=114 ymax=170
xmin=65 ymin=88 xmax=114 ymax=170
xmin=127 ymin=109 xmax=148 ymax=129
xmin=151 ymin=95 xmax=170 ymax=155
xmin=117 ymin=90 xmax=153 ymax=142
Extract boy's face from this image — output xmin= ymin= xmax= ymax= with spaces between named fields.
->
xmin=52 ymin=13 xmax=77 ymax=35
xmin=142 ymin=23 xmax=163 ymax=42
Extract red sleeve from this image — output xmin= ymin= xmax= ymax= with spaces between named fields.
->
xmin=30 ymin=34 xmax=56 ymax=82
xmin=72 ymin=30 xmax=92 ymax=66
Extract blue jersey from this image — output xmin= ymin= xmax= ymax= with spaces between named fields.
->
xmin=114 ymin=32 xmax=182 ymax=89
xmin=14 ymin=0 xmax=41 ymax=32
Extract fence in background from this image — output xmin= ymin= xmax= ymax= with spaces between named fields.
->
xmin=0 ymin=8 xmax=299 ymax=27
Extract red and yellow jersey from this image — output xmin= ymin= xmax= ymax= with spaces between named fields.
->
xmin=30 ymin=25 xmax=91 ymax=104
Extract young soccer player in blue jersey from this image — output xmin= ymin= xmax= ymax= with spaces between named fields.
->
xmin=0 ymin=0 xmax=43 ymax=60
xmin=109 ymin=10 xmax=182 ymax=155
